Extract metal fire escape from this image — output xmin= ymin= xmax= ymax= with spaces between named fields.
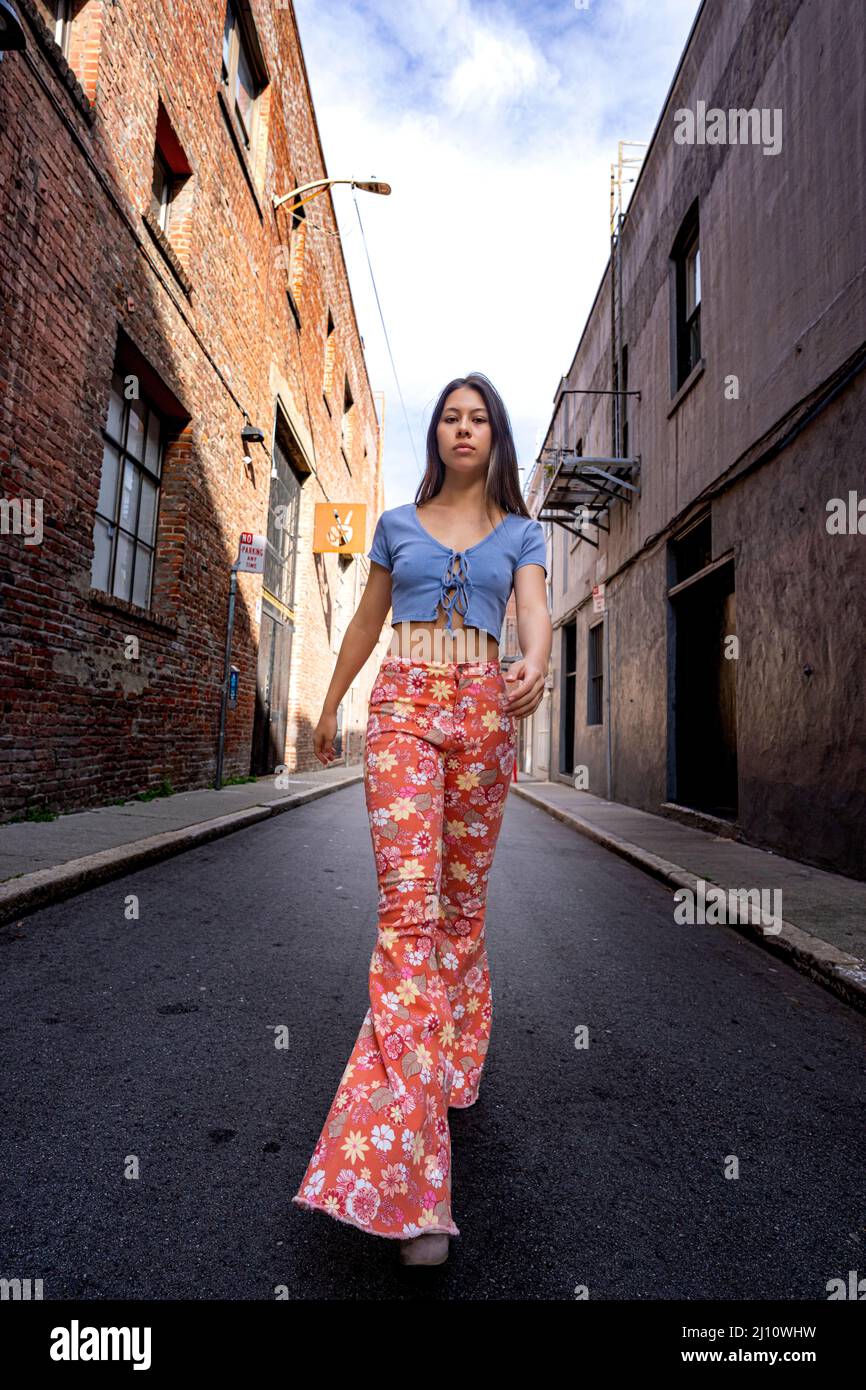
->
xmin=537 ymin=141 xmax=647 ymax=546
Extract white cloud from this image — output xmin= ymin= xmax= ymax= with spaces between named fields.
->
xmin=293 ymin=0 xmax=703 ymax=505
xmin=441 ymin=24 xmax=560 ymax=116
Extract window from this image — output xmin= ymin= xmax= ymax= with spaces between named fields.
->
xmin=220 ymin=1 xmax=265 ymax=154
xmin=620 ymin=345 xmax=629 ymax=458
xmin=45 ymin=0 xmax=104 ymax=104
xmin=280 ymin=198 xmax=306 ymax=329
xmin=685 ymin=241 xmax=701 ymax=356
xmin=147 ymin=103 xmax=193 ymax=266
xmin=91 ymin=371 xmax=164 ymax=608
xmin=587 ymin=621 xmax=604 ymax=725
xmin=341 ymin=378 xmax=354 ymax=464
xmin=54 ymin=0 xmax=72 ymax=57
xmin=671 ymin=202 xmax=702 ymax=391
xmin=670 ymin=513 xmax=712 ymax=585
xmin=572 ymin=440 xmax=586 ymax=540
xmin=561 ymin=523 xmax=568 ymax=593
xmin=264 ymin=432 xmax=303 ymax=611
xmin=323 ymin=310 xmax=336 ymax=399
xmin=288 ymin=201 xmax=306 ymax=315
xmin=151 ymin=148 xmax=175 ymax=234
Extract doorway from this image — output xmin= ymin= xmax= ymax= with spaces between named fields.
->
xmin=251 ymin=602 xmax=292 ymax=776
xmin=670 ymin=557 xmax=738 ymax=818
xmin=560 ymin=619 xmax=576 ymax=775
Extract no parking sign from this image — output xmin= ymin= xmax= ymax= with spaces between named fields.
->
xmin=236 ymin=533 xmax=266 ymax=573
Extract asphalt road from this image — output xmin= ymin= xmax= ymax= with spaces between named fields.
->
xmin=1 ymin=784 xmax=864 ymax=1301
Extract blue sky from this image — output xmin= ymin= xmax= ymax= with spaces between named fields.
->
xmin=292 ymin=0 xmax=703 ymax=508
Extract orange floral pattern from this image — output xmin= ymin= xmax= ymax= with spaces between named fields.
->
xmin=292 ymin=655 xmax=517 ymax=1239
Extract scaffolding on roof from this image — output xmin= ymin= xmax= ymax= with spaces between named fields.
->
xmin=536 ymin=140 xmax=647 ymax=547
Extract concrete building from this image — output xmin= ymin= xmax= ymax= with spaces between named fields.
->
xmin=500 ymin=462 xmax=553 ymax=782
xmin=0 ymin=0 xmax=385 ymax=819
xmin=533 ymin=0 xmax=865 ymax=879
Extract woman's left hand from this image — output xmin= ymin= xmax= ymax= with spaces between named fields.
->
xmin=503 ymin=659 xmax=546 ymax=719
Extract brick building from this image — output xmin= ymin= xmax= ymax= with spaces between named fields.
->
xmin=0 ymin=0 xmax=386 ymax=819
xmin=532 ymin=0 xmax=865 ymax=879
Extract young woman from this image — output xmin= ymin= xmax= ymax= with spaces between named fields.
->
xmin=292 ymin=372 xmax=552 ymax=1266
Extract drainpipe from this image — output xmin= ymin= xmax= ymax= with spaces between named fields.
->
xmin=605 ymin=607 xmax=612 ymax=799
xmin=546 ymin=667 xmax=554 ymax=783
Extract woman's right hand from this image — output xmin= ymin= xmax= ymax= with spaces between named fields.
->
xmin=313 ymin=710 xmax=339 ymax=766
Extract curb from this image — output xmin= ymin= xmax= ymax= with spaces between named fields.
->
xmin=0 ymin=773 xmax=363 ymax=926
xmin=511 ymin=782 xmax=866 ymax=1016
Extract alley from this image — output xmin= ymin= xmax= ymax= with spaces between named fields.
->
xmin=1 ymin=787 xmax=864 ymax=1301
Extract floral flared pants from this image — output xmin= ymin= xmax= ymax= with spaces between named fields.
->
xmin=292 ymin=654 xmax=517 ymax=1240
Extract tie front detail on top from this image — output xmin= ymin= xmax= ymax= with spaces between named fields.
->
xmin=367 ymin=502 xmax=549 ymax=642
xmin=439 ymin=549 xmax=472 ymax=629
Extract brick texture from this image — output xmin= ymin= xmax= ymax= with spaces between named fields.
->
xmin=0 ymin=0 xmax=387 ymax=817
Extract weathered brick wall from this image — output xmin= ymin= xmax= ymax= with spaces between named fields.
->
xmin=0 ymin=0 xmax=386 ymax=817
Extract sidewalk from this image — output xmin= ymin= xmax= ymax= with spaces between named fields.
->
xmin=0 ymin=764 xmax=362 ymax=925
xmin=512 ymin=778 xmax=866 ymax=1013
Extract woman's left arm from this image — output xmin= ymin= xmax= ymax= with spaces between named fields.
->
xmin=503 ymin=564 xmax=552 ymax=718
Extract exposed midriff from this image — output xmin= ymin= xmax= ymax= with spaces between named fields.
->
xmin=387 ymin=610 xmax=499 ymax=663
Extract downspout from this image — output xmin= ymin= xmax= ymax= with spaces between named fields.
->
xmin=605 ymin=603 xmax=613 ymax=800
xmin=606 ymin=611 xmax=614 ymax=800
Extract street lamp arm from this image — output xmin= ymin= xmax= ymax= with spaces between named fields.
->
xmin=273 ymin=178 xmax=390 ymax=211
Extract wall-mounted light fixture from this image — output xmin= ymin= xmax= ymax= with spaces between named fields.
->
xmin=241 ymin=420 xmax=265 ymax=471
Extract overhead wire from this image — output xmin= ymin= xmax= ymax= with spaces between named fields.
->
xmin=351 ymin=188 xmax=422 ymax=476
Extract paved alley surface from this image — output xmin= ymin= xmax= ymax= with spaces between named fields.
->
xmin=1 ymin=784 xmax=864 ymax=1301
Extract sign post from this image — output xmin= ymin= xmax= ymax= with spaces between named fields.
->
xmin=215 ymin=534 xmax=266 ymax=789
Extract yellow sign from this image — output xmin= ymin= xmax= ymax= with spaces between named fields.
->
xmin=313 ymin=502 xmax=368 ymax=554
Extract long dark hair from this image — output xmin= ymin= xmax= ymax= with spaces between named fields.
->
xmin=416 ymin=372 xmax=530 ymax=520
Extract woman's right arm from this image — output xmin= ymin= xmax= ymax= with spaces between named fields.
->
xmin=314 ymin=562 xmax=393 ymax=765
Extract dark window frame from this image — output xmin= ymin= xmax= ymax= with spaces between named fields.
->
xmin=341 ymin=376 xmax=354 ymax=469
xmin=285 ymin=200 xmax=306 ymax=328
xmin=587 ymin=619 xmax=604 ymax=726
xmin=91 ymin=370 xmax=166 ymax=609
xmin=322 ymin=309 xmax=336 ymax=410
xmin=149 ymin=102 xmax=193 ymax=251
xmin=621 ymin=344 xmax=629 ymax=458
xmin=264 ymin=427 xmax=304 ymax=612
xmin=151 ymin=146 xmax=176 ymax=234
xmin=670 ymin=201 xmax=702 ymax=393
xmin=669 ymin=511 xmax=712 ymax=587
xmin=220 ymin=0 xmax=266 ymax=155
xmin=54 ymin=0 xmax=72 ymax=58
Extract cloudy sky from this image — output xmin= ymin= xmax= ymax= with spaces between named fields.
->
xmin=293 ymin=0 xmax=703 ymax=508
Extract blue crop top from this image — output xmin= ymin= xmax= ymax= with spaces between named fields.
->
xmin=367 ymin=502 xmax=548 ymax=641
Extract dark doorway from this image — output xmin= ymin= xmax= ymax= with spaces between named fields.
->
xmin=560 ymin=619 xmax=576 ymax=775
xmin=251 ymin=601 xmax=292 ymax=776
xmin=670 ymin=558 xmax=738 ymax=817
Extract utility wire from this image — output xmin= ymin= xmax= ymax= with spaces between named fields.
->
xmin=351 ymin=189 xmax=422 ymax=475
